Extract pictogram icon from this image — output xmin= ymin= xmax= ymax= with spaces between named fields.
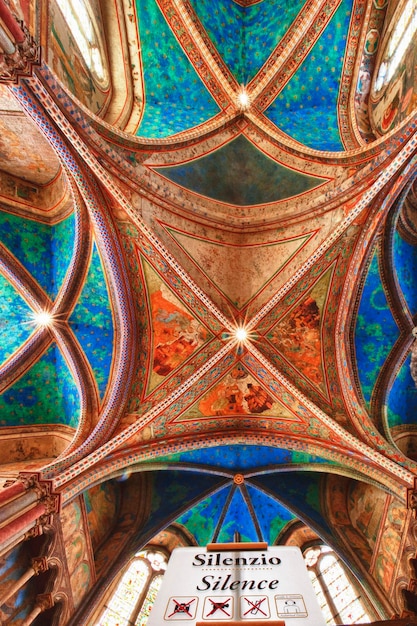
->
xmin=240 ymin=595 xmax=270 ymax=619
xmin=275 ymin=594 xmax=308 ymax=618
xmin=203 ymin=595 xmax=233 ymax=620
xmin=165 ymin=596 xmax=198 ymax=620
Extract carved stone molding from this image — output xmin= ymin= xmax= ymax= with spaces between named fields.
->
xmin=18 ymin=472 xmax=61 ymax=513
xmin=407 ymin=478 xmax=417 ymax=517
xmin=398 ymin=181 xmax=417 ymax=246
xmin=0 ymin=4 xmax=40 ymax=83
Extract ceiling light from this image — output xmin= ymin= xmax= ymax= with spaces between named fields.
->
xmin=32 ymin=311 xmax=54 ymax=328
xmin=237 ymin=85 xmax=251 ymax=111
xmin=234 ymin=326 xmax=248 ymax=342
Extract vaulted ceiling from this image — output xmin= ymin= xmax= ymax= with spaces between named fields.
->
xmin=1 ymin=0 xmax=417 ymax=554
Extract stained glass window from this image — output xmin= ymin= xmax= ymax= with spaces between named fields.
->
xmin=304 ymin=545 xmax=371 ymax=625
xmin=374 ymin=0 xmax=417 ymax=93
xmin=55 ymin=0 xmax=106 ymax=82
xmin=97 ymin=549 xmax=168 ymax=626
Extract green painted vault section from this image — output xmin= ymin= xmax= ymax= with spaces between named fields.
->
xmin=0 ymin=210 xmax=75 ymax=300
xmin=135 ymin=0 xmax=221 ymax=137
xmin=265 ymin=0 xmax=354 ymax=151
xmin=0 ymin=273 xmax=34 ymax=366
xmin=0 ymin=344 xmax=80 ymax=428
xmin=153 ymin=445 xmax=339 ymax=469
xmin=154 ymin=135 xmax=326 ymax=205
xmin=354 ymin=250 xmax=399 ymax=407
xmin=187 ymin=0 xmax=307 ymax=84
xmin=69 ymin=242 xmax=114 ymax=401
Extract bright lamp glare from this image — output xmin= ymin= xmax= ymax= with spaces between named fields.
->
xmin=237 ymin=86 xmax=250 ymax=110
xmin=235 ymin=327 xmax=248 ymax=342
xmin=33 ymin=311 xmax=54 ymax=327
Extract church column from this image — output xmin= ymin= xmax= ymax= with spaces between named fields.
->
xmin=0 ymin=556 xmax=49 ymax=607
xmin=20 ymin=593 xmax=54 ymax=626
xmin=0 ymin=474 xmax=60 ymax=557
xmin=0 ymin=480 xmax=26 ymax=505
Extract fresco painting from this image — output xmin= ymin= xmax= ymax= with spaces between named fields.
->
xmin=0 ymin=210 xmax=75 ymax=301
xmin=0 ymin=111 xmax=59 ymax=184
xmin=179 ymin=365 xmax=293 ymax=419
xmin=143 ymin=260 xmax=211 ymax=391
xmin=0 ymin=272 xmax=34 ymax=367
xmin=69 ymin=242 xmax=114 ymax=400
xmin=167 ymin=225 xmax=311 ymax=309
xmin=217 ymin=488 xmax=259 ymax=543
xmin=159 ymin=445 xmax=335 ymax=470
xmin=0 ymin=344 xmax=81 ymax=428
xmin=92 ymin=477 xmax=149 ymax=579
xmin=84 ymin=482 xmax=121 ymax=552
xmin=176 ymin=488 xmax=231 ymax=546
xmin=267 ymin=267 xmax=333 ymax=391
xmin=373 ymin=498 xmax=407 ymax=592
xmin=246 ymin=484 xmax=296 ymax=544
xmin=61 ymin=499 xmax=93 ymax=608
xmin=348 ymin=482 xmax=386 ymax=551
xmin=187 ymin=0 xmax=306 ymax=84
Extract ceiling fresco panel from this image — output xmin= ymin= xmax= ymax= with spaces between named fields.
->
xmin=393 ymin=228 xmax=417 ymax=316
xmin=141 ymin=256 xmax=214 ymax=394
xmin=139 ymin=470 xmax=227 ymax=540
xmin=266 ymin=264 xmax=334 ymax=396
xmin=245 ymin=483 xmax=296 ymax=545
xmin=252 ymin=472 xmax=333 ymax=538
xmin=176 ymin=485 xmax=231 ymax=546
xmin=175 ymin=364 xmax=295 ymax=421
xmin=154 ymin=445 xmax=339 ymax=470
xmin=153 ymin=134 xmax=327 ymax=205
xmin=0 ymin=94 xmax=60 ymax=184
xmin=165 ymin=226 xmax=311 ymax=310
xmin=216 ymin=485 xmax=260 ymax=542
xmin=387 ymin=355 xmax=417 ymax=431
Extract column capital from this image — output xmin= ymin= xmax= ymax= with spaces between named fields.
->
xmin=32 ymin=556 xmax=49 ymax=575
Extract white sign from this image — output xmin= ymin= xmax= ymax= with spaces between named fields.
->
xmin=147 ymin=546 xmax=326 ymax=624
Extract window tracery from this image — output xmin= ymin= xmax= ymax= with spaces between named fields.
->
xmin=374 ymin=0 xmax=417 ymax=93
xmin=55 ymin=0 xmax=106 ymax=83
xmin=304 ymin=545 xmax=371 ymax=624
xmin=97 ymin=549 xmax=167 ymax=626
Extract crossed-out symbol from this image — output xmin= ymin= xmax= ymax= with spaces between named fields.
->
xmin=243 ymin=597 xmax=268 ymax=617
xmin=168 ymin=598 xmax=196 ymax=617
xmin=206 ymin=598 xmax=231 ymax=617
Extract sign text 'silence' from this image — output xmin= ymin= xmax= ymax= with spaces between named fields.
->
xmin=192 ymin=552 xmax=281 ymax=592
